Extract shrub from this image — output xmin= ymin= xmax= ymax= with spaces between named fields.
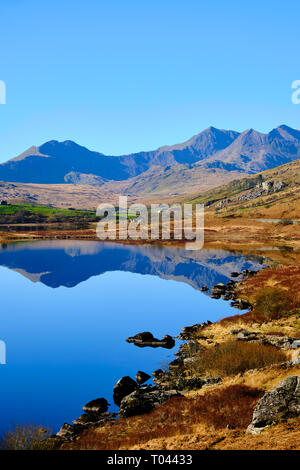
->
xmin=0 ymin=424 xmax=54 ymax=450
xmin=192 ymin=340 xmax=286 ymax=377
xmin=254 ymin=287 xmax=291 ymax=319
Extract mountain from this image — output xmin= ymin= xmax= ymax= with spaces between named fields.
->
xmin=0 ymin=125 xmax=300 ymax=203
xmin=201 ymin=125 xmax=300 ymax=173
xmin=0 ymin=128 xmax=239 ymax=184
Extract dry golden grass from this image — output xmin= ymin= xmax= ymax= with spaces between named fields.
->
xmin=129 ymin=417 xmax=300 ymax=450
xmin=192 ymin=340 xmax=286 ymax=377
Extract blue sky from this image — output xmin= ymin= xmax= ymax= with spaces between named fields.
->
xmin=0 ymin=0 xmax=299 ymax=163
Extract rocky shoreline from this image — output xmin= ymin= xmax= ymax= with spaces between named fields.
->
xmin=51 ymin=267 xmax=300 ymax=445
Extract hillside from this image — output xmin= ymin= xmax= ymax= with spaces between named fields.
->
xmin=188 ymin=157 xmax=300 ymax=220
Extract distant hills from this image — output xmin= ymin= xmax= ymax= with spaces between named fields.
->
xmin=0 ymin=125 xmax=300 ymax=205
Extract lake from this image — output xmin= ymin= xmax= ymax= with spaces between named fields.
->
xmin=0 ymin=240 xmax=266 ymax=435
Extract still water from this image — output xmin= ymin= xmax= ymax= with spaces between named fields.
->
xmin=0 ymin=240 xmax=265 ymax=435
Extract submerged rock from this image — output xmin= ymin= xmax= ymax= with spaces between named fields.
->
xmin=126 ymin=332 xmax=175 ymax=349
xmin=247 ymin=376 xmax=300 ymax=435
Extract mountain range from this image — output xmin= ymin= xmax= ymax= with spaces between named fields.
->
xmin=0 ymin=125 xmax=300 ymax=201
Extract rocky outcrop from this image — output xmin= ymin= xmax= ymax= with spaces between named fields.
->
xmin=57 ymin=411 xmax=117 ymax=440
xmin=126 ymin=332 xmax=175 ymax=349
xmin=118 ymin=386 xmax=182 ymax=418
xmin=247 ymin=376 xmax=300 ymax=435
xmin=113 ymin=376 xmax=138 ymax=406
xmin=235 ymin=330 xmax=300 ymax=351
xmin=177 ymin=322 xmax=212 ymax=340
xmin=237 ymin=180 xmax=287 ymax=202
xmin=210 ymin=279 xmax=253 ymax=310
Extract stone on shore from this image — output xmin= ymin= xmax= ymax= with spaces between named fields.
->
xmin=119 ymin=387 xmax=182 ymax=418
xmin=135 ymin=370 xmax=151 ymax=385
xmin=83 ymin=397 xmax=109 ymax=414
xmin=113 ymin=376 xmax=137 ymax=406
xmin=247 ymin=376 xmax=300 ymax=435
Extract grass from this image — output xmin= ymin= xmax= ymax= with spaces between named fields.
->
xmin=0 ymin=203 xmax=96 ymax=218
xmin=192 ymin=340 xmax=286 ymax=377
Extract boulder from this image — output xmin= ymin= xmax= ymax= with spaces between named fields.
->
xmin=113 ymin=376 xmax=137 ymax=406
xmin=72 ymin=412 xmax=116 ymax=426
xmin=247 ymin=376 xmax=300 ymax=435
xmin=135 ymin=370 xmax=151 ymax=385
xmin=119 ymin=387 xmax=182 ymax=418
xmin=83 ymin=397 xmax=109 ymax=414
xmin=56 ymin=423 xmax=83 ymax=440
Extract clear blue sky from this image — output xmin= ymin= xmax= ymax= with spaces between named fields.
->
xmin=0 ymin=0 xmax=299 ymax=163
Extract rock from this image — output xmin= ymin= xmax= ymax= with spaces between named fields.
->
xmin=205 ymin=377 xmax=222 ymax=385
xmin=56 ymin=423 xmax=75 ymax=439
xmin=216 ymin=199 xmax=231 ymax=209
xmin=135 ymin=370 xmax=151 ymax=385
xmin=72 ymin=412 xmax=116 ymax=426
xmin=83 ymin=397 xmax=109 ymax=414
xmin=178 ymin=324 xmax=202 ymax=340
xmin=173 ymin=377 xmax=206 ymax=391
xmin=237 ymin=330 xmax=259 ymax=341
xmin=247 ymin=376 xmax=300 ymax=435
xmin=119 ymin=387 xmax=182 ymax=418
xmin=126 ymin=332 xmax=175 ymax=349
xmin=230 ymin=272 xmax=240 ymax=277
xmin=201 ymin=285 xmax=208 ymax=292
xmin=169 ymin=357 xmax=184 ymax=370
xmin=230 ymin=329 xmax=240 ymax=335
xmin=273 ymin=181 xmax=286 ymax=192
xmin=230 ymin=299 xmax=253 ymax=310
xmin=211 ymin=293 xmax=221 ymax=299
xmin=222 ymin=294 xmax=232 ymax=301
xmin=113 ymin=376 xmax=137 ymax=406
xmin=72 ymin=413 xmax=98 ymax=425
xmin=236 ymin=331 xmax=300 ymax=350
xmin=56 ymin=423 xmax=84 ymax=440
xmin=242 ymin=269 xmax=257 ymax=279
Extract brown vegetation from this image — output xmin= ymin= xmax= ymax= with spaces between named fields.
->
xmin=0 ymin=424 xmax=54 ymax=450
xmin=192 ymin=340 xmax=286 ymax=377
xmin=64 ymin=385 xmax=263 ymax=450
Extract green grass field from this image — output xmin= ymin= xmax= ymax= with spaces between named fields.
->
xmin=0 ymin=203 xmax=96 ymax=218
